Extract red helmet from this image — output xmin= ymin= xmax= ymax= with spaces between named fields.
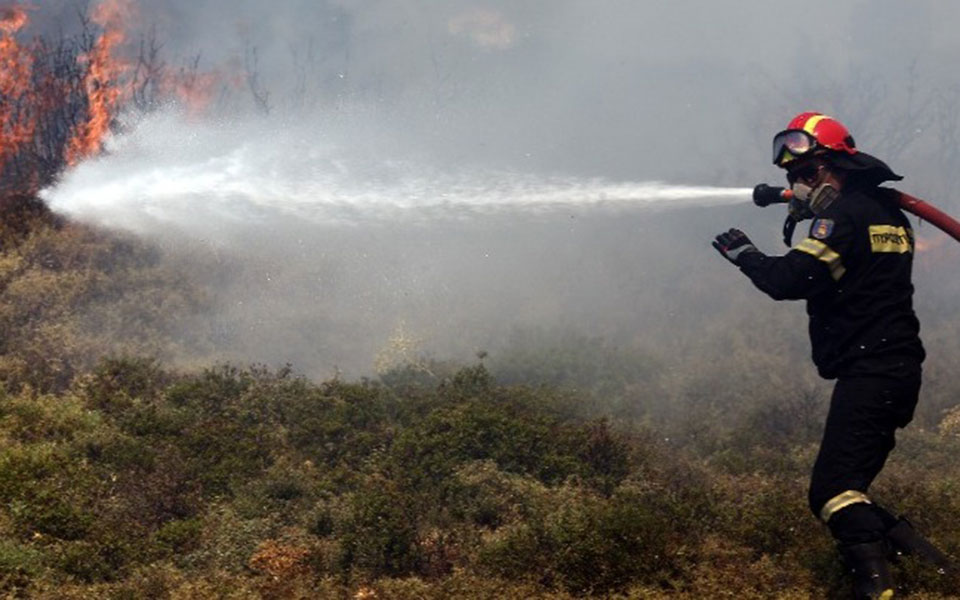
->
xmin=773 ymin=112 xmax=858 ymax=168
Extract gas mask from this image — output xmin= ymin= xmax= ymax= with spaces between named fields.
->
xmin=791 ymin=181 xmax=839 ymax=216
xmin=779 ymin=179 xmax=840 ymax=246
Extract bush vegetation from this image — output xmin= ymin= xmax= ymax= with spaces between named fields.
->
xmin=0 ymin=196 xmax=214 ymax=393
xmin=2 ymin=201 xmax=960 ymax=598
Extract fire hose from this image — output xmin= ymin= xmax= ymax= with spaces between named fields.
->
xmin=752 ymin=184 xmax=960 ymax=247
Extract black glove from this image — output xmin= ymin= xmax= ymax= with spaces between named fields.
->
xmin=712 ymin=228 xmax=758 ymax=265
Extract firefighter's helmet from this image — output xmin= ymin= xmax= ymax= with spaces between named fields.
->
xmin=773 ymin=112 xmax=858 ymax=168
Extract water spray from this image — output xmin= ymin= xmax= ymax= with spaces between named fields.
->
xmin=752 ymin=183 xmax=960 ymax=245
xmin=40 ymin=111 xmax=755 ymax=237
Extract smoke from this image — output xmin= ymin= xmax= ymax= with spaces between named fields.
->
xmin=40 ymin=108 xmax=756 ymax=376
xmin=28 ymin=0 xmax=960 ymax=378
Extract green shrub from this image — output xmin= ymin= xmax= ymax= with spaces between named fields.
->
xmin=0 ymin=539 xmax=45 ymax=588
xmin=10 ymin=492 xmax=93 ymax=541
xmin=0 ymin=390 xmax=100 ymax=444
xmin=449 ymin=460 xmax=550 ymax=529
xmin=0 ymin=222 xmax=211 ymax=394
xmin=165 ymin=365 xmax=252 ymax=415
xmin=155 ymin=518 xmax=204 ymax=554
xmin=57 ymin=540 xmax=125 ymax=583
xmin=477 ymin=481 xmax=689 ymax=593
xmin=0 ymin=314 xmax=956 ymax=597
xmin=283 ymin=380 xmax=391 ymax=472
xmin=80 ymin=430 xmax=157 ymax=471
xmin=81 ymin=357 xmax=168 ymax=415
xmin=0 ymin=443 xmax=64 ymax=502
xmin=116 ymin=401 xmax=189 ymax=438
xmin=389 ymin=379 xmax=632 ymax=499
xmin=338 ymin=476 xmax=421 ymax=577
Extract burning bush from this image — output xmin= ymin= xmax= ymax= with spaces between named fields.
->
xmin=1 ymin=2 xmax=120 ymax=194
xmin=0 ymin=1 xmax=234 ymax=199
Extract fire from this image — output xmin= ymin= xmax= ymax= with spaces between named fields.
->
xmin=0 ymin=5 xmax=28 ymax=34
xmin=0 ymin=4 xmax=34 ymax=181
xmin=913 ymin=230 xmax=959 ymax=272
xmin=914 ymin=229 xmax=951 ymax=254
xmin=1 ymin=0 xmax=239 ymax=193
xmin=65 ymin=0 xmax=136 ymax=165
xmin=164 ymin=71 xmax=219 ymax=117
xmin=161 ymin=67 xmax=241 ymax=118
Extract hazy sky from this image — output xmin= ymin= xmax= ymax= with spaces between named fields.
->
xmin=33 ymin=1 xmax=960 ymax=377
xmin=34 ymin=1 xmax=960 ymax=188
xmin=84 ymin=0 xmax=954 ymax=186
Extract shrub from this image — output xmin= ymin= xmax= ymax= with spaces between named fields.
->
xmin=0 ymin=221 xmax=211 ymax=394
xmin=338 ymin=476 xmax=421 ymax=577
xmin=448 ymin=460 xmax=550 ymax=530
xmin=81 ymin=357 xmax=168 ymax=415
xmin=57 ymin=540 xmax=127 ymax=583
xmin=389 ymin=386 xmax=622 ymax=495
xmin=477 ymin=481 xmax=689 ymax=593
xmin=0 ymin=443 xmax=65 ymax=504
xmin=0 ymin=389 xmax=100 ymax=444
xmin=0 ymin=539 xmax=45 ymax=590
xmin=10 ymin=492 xmax=93 ymax=541
xmin=155 ymin=518 xmax=204 ymax=555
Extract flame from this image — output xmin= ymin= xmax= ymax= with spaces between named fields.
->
xmin=914 ymin=231 xmax=950 ymax=254
xmin=161 ymin=67 xmax=242 ymax=118
xmin=913 ymin=229 xmax=960 ymax=272
xmin=164 ymin=71 xmax=220 ymax=116
xmin=66 ymin=0 xmax=136 ymax=165
xmin=0 ymin=4 xmax=34 ymax=181
xmin=0 ymin=5 xmax=28 ymax=34
xmin=1 ymin=0 xmax=239 ymax=190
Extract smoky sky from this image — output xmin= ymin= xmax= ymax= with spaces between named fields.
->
xmin=65 ymin=0 xmax=948 ymax=188
xmin=29 ymin=1 xmax=960 ymax=379
xmin=29 ymin=1 xmax=958 ymax=184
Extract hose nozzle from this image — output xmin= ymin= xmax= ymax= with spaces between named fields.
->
xmin=753 ymin=184 xmax=793 ymax=207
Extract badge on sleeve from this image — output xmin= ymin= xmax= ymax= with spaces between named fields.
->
xmin=811 ymin=218 xmax=835 ymax=240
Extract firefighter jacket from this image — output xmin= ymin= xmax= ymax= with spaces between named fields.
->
xmin=736 ymin=187 xmax=925 ymax=379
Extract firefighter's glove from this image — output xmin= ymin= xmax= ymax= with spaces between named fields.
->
xmin=712 ymin=228 xmax=759 ymax=265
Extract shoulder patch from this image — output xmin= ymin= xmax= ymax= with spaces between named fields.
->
xmin=868 ymin=224 xmax=912 ymax=253
xmin=811 ymin=218 xmax=835 ymax=240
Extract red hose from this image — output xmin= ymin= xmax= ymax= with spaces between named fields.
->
xmin=752 ymin=184 xmax=960 ymax=244
xmin=896 ymin=191 xmax=960 ymax=243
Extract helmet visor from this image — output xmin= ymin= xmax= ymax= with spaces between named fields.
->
xmin=773 ymin=129 xmax=818 ymax=167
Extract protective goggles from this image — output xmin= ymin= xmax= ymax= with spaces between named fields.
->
xmin=772 ymin=129 xmax=819 ymax=167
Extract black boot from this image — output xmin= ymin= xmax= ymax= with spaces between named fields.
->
xmin=885 ymin=517 xmax=956 ymax=576
xmin=839 ymin=540 xmax=896 ymax=600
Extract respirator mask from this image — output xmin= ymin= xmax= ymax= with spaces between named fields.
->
xmin=770 ymin=161 xmax=840 ymax=246
xmin=787 ymin=162 xmax=839 ymax=218
xmin=791 ymin=181 xmax=839 ymax=216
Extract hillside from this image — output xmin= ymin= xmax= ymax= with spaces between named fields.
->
xmin=1 ymin=199 xmax=960 ymax=598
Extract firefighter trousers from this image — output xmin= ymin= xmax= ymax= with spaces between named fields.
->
xmin=808 ymin=372 xmax=921 ymax=544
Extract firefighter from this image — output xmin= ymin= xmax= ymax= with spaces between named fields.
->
xmin=711 ymin=112 xmax=954 ymax=599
